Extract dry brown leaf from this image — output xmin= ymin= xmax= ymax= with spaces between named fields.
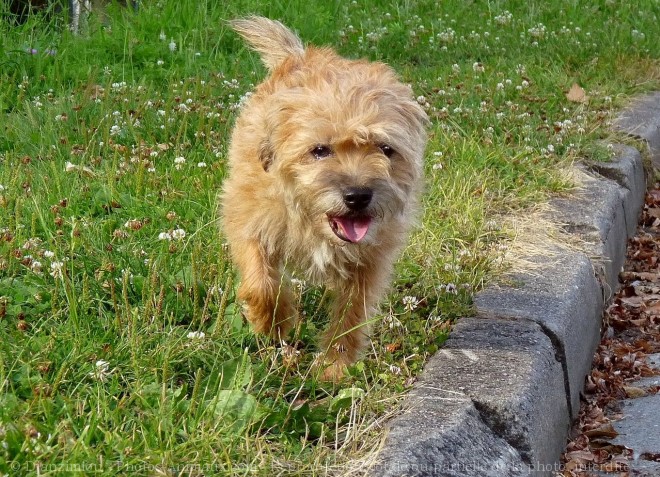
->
xmin=647 ymin=302 xmax=660 ymax=315
xmin=647 ymin=208 xmax=660 ymax=219
xmin=623 ymin=386 xmax=647 ymax=398
xmin=620 ymin=295 xmax=644 ymax=307
xmin=627 ymin=271 xmax=660 ymax=282
xmin=565 ymin=450 xmax=597 ymax=462
xmin=584 ymin=422 xmax=619 ymax=439
xmin=566 ymin=83 xmax=589 ymax=103
xmin=385 ymin=342 xmax=402 ymax=353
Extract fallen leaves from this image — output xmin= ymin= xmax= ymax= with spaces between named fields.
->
xmin=560 ymin=185 xmax=660 ymax=476
xmin=566 ymin=83 xmax=590 ymax=103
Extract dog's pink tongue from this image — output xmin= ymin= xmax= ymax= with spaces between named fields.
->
xmin=336 ymin=217 xmax=371 ymax=243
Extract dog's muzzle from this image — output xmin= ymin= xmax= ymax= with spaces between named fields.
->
xmin=327 ymin=187 xmax=374 ymax=243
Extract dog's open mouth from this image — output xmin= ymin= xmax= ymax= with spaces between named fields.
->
xmin=327 ymin=215 xmax=372 ymax=243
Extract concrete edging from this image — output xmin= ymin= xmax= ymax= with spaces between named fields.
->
xmin=373 ymin=92 xmax=660 ymax=477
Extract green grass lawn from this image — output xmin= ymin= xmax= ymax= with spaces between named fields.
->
xmin=0 ymin=1 xmax=658 ymax=475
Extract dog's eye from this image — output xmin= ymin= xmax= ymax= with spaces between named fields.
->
xmin=311 ymin=145 xmax=333 ymax=160
xmin=379 ymin=144 xmax=396 ymax=158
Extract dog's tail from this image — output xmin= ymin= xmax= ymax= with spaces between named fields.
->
xmin=229 ymin=16 xmax=305 ymax=71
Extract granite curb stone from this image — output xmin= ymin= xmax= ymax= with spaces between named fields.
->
xmin=374 ymin=94 xmax=655 ymax=476
xmin=547 ymin=164 xmax=634 ymax=292
xmin=377 ymin=318 xmax=565 ymax=477
xmin=474 ymin=251 xmax=602 ymax=419
xmin=614 ymin=92 xmax=660 ymax=169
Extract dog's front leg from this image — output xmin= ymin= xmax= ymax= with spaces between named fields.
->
xmin=321 ymin=266 xmax=387 ymax=381
xmin=234 ymin=239 xmax=296 ymax=340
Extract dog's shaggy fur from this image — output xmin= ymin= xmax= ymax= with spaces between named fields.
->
xmin=221 ymin=17 xmax=427 ymax=380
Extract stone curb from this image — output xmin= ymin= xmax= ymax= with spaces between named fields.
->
xmin=373 ymin=93 xmax=660 ymax=477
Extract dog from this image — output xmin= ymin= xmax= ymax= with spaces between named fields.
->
xmin=221 ymin=17 xmax=427 ymax=381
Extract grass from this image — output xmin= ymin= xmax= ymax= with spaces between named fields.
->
xmin=0 ymin=0 xmax=658 ymax=475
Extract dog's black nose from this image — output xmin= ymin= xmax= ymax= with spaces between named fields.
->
xmin=343 ymin=187 xmax=373 ymax=211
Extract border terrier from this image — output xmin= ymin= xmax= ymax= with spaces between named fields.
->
xmin=221 ymin=17 xmax=427 ymax=381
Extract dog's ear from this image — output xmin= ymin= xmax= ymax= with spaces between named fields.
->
xmin=258 ymin=139 xmax=274 ymax=171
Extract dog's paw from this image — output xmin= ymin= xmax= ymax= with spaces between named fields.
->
xmin=317 ymin=361 xmax=348 ymax=382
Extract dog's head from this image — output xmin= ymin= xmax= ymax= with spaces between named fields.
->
xmin=241 ymin=48 xmax=428 ymax=246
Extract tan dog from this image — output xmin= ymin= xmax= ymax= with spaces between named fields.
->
xmin=221 ymin=17 xmax=427 ymax=381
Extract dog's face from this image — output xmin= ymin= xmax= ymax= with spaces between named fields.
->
xmin=250 ymin=57 xmax=427 ymax=246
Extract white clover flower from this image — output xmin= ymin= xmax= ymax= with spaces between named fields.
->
xmin=197 ymin=162 xmax=207 ymax=168
xmin=50 ymin=261 xmax=64 ymax=278
xmin=30 ymin=260 xmax=42 ymax=273
xmin=158 ymin=232 xmax=172 ymax=241
xmin=496 ymin=82 xmax=504 ymax=90
xmin=159 ymin=31 xmax=166 ymax=41
xmin=171 ymin=228 xmax=186 ymax=240
xmin=387 ymin=315 xmax=403 ymax=329
xmin=44 ymin=250 xmax=55 ymax=259
xmin=110 ymin=125 xmax=121 ymax=136
xmin=187 ymin=331 xmax=206 ymax=340
xmin=452 ymin=63 xmax=460 ymax=73
xmin=65 ymin=162 xmax=76 ymax=172
xmin=174 ymin=156 xmax=186 ymax=170
xmin=527 ymin=23 xmax=546 ymax=39
xmin=472 ymin=62 xmax=485 ymax=73
xmin=208 ymin=285 xmax=223 ymax=295
xmin=494 ymin=10 xmax=513 ymax=25
xmin=402 ymin=295 xmax=420 ymax=312
xmin=90 ymin=360 xmax=112 ymax=382
xmin=631 ymin=29 xmax=645 ymax=40
xmin=169 ymin=39 xmax=177 ymax=52
xmin=437 ymin=28 xmax=456 ymax=43
xmin=485 ymin=220 xmax=499 ymax=231
xmin=445 ymin=283 xmax=458 ymax=294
